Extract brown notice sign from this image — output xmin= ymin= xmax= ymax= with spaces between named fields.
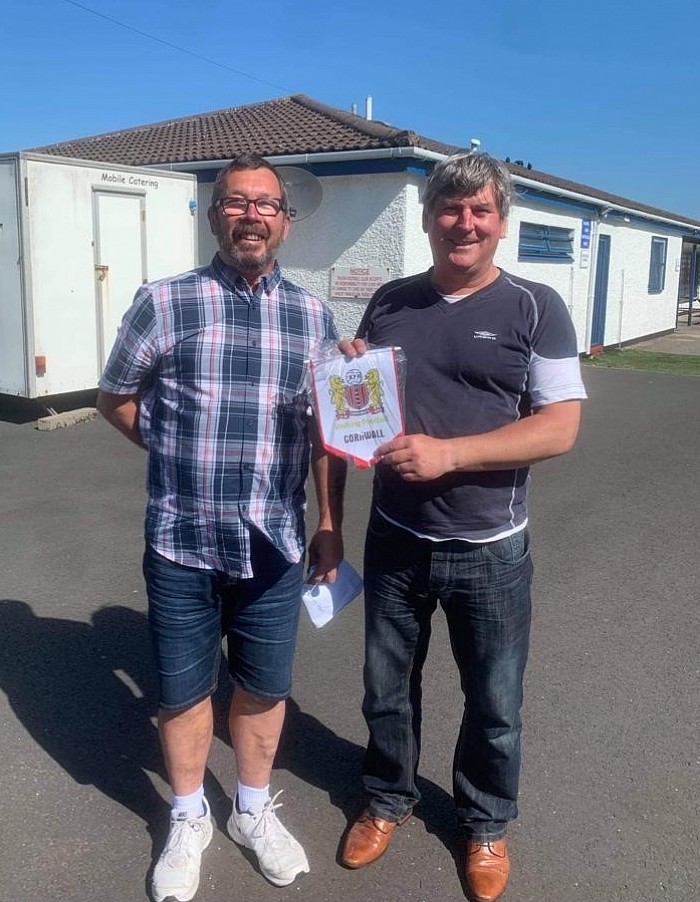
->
xmin=330 ymin=265 xmax=391 ymax=299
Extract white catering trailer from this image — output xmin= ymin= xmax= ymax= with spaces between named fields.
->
xmin=0 ymin=152 xmax=197 ymax=398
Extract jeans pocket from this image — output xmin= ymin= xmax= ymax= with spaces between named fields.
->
xmin=481 ymin=530 xmax=530 ymax=565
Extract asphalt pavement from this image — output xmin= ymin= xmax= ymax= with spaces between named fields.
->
xmin=1 ymin=365 xmax=699 ymax=902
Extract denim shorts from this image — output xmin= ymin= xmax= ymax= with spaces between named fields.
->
xmin=143 ymin=536 xmax=304 ymax=711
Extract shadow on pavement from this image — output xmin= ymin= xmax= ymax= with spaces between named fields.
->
xmin=0 ymin=389 xmax=98 ymax=424
xmin=278 ymin=700 xmax=458 ymax=858
xmin=0 ymin=600 xmax=190 ymax=856
xmin=0 ymin=599 xmax=459 ymax=874
xmin=212 ymin=671 xmax=458 ymax=857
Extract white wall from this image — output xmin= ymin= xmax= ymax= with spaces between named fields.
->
xmin=497 ymin=197 xmax=682 ymax=351
xmin=403 ymin=177 xmax=433 ymax=276
xmin=0 ymin=159 xmax=26 ymax=395
xmin=197 ymin=181 xmax=216 ymax=263
xmin=279 ymin=173 xmax=409 ymax=338
xmin=496 ymin=200 xmax=593 ymax=351
xmin=27 ymin=159 xmax=107 ymax=394
xmin=597 ymin=221 xmax=681 ymax=345
xmin=21 ymin=157 xmax=196 ymax=396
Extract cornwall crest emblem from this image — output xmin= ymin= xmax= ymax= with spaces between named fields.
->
xmin=329 ymin=368 xmax=384 ymax=419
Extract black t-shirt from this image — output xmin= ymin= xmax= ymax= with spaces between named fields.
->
xmin=356 ymin=269 xmax=586 ymax=541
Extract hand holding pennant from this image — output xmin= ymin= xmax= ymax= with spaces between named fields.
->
xmin=308 ymin=344 xmax=406 ymax=468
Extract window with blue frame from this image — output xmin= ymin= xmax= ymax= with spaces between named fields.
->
xmin=518 ymin=222 xmax=574 ymax=261
xmin=648 ymin=237 xmax=668 ymax=293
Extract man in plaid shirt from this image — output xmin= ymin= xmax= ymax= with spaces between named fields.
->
xmin=97 ymin=154 xmax=346 ymax=901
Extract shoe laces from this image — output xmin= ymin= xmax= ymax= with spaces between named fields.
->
xmin=163 ymin=814 xmax=206 ymax=867
xmin=249 ymin=790 xmax=289 ymax=850
xmin=468 ymin=839 xmax=506 ymax=860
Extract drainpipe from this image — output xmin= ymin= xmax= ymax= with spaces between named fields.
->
xmin=618 ymin=269 xmax=625 ymax=348
xmin=568 ymin=267 xmax=575 ymax=318
xmin=689 ymin=245 xmax=698 ymax=326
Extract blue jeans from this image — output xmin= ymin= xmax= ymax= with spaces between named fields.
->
xmin=361 ymin=509 xmax=533 ymax=840
xmin=144 ymin=534 xmax=304 ymax=711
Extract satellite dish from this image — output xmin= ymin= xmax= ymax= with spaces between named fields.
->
xmin=277 ymin=166 xmax=323 ymax=221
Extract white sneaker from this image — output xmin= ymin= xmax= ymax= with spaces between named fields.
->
xmin=151 ymin=798 xmax=213 ymax=902
xmin=227 ymin=790 xmax=309 ymax=886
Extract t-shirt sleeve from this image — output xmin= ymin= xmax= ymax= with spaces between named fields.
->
xmin=355 ymin=291 xmax=381 ymax=342
xmin=528 ymin=290 xmax=587 ymax=407
xmin=98 ymin=286 xmax=159 ymax=394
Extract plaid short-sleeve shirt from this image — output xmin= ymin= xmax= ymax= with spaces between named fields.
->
xmin=100 ymin=255 xmax=338 ymax=578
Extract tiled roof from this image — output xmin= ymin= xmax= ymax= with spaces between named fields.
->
xmin=31 ymin=94 xmax=456 ymax=166
xmin=30 ymin=93 xmax=700 ymax=228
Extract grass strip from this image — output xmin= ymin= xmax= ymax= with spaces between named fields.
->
xmin=583 ymin=349 xmax=700 ymax=376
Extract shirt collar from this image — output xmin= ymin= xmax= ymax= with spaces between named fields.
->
xmin=212 ymin=254 xmax=282 ymax=295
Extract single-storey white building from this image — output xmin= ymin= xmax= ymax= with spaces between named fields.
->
xmin=32 ymin=94 xmax=700 ymax=353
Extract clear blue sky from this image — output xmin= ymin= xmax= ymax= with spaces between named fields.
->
xmin=2 ymin=0 xmax=699 ymax=218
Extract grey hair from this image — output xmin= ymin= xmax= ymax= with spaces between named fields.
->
xmin=422 ymin=152 xmax=512 ymax=219
xmin=211 ymin=153 xmax=290 ymax=214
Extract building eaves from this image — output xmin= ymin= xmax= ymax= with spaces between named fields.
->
xmin=508 ymin=162 xmax=700 ymax=230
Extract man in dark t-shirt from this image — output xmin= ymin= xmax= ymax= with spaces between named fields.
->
xmin=339 ymin=153 xmax=586 ymax=902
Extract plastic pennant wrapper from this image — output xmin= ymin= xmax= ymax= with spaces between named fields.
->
xmin=308 ymin=343 xmax=406 ymax=468
xmin=301 ymin=560 xmax=364 ymax=628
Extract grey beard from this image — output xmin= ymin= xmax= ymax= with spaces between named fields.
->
xmin=217 ymin=227 xmax=281 ymax=279
xmin=224 ymin=244 xmax=275 ymax=276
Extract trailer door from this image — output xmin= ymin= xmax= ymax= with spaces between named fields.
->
xmin=93 ymin=190 xmax=146 ymax=371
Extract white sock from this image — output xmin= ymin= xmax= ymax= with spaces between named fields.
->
xmin=171 ymin=786 xmax=205 ymax=819
xmin=236 ymin=781 xmax=270 ymax=815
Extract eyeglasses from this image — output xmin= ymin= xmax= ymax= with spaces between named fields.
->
xmin=215 ymin=196 xmax=284 ymax=217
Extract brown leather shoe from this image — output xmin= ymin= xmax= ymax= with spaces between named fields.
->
xmin=340 ymin=809 xmax=411 ymax=869
xmin=464 ymin=838 xmax=510 ymax=902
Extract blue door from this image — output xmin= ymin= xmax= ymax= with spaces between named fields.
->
xmin=591 ymin=234 xmax=611 ymax=349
